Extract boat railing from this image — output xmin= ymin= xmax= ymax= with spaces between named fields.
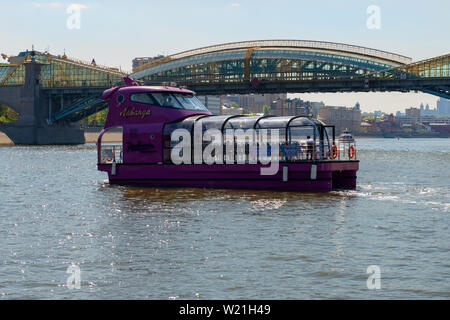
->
xmin=332 ymin=141 xmax=357 ymax=161
xmin=163 ymin=140 xmax=351 ymax=164
xmin=100 ymin=145 xmax=123 ymax=164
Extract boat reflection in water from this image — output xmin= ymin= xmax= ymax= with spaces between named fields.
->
xmin=97 ymin=77 xmax=359 ymax=192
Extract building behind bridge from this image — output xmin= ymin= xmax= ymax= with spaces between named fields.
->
xmin=419 ymin=98 xmax=450 ymax=116
xmin=405 ymin=107 xmax=421 ymax=118
xmin=437 ymin=98 xmax=450 ymax=115
xmin=318 ymin=105 xmax=362 ymax=135
xmin=197 ymin=96 xmax=221 ymax=115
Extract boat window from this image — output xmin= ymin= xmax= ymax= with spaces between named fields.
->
xmin=288 ymin=126 xmax=316 ymax=145
xmin=98 ymin=126 xmax=123 ymax=164
xmin=151 ymin=92 xmax=184 ymax=109
xmin=162 ymin=114 xmax=332 ymax=163
xmin=130 ymin=93 xmax=158 ymax=105
xmin=173 ymin=94 xmax=209 ymax=112
xmin=287 ymin=117 xmax=317 ymax=144
xmin=325 ymin=127 xmax=333 ymax=143
xmin=163 ymin=115 xmax=209 ymax=163
xmin=148 ymin=92 xmax=209 ymax=111
xmin=163 ymin=115 xmax=207 ymax=146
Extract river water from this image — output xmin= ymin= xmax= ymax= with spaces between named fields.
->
xmin=0 ymin=138 xmax=449 ymax=299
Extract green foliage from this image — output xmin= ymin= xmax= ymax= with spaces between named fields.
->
xmin=80 ymin=109 xmax=108 ymax=126
xmin=263 ymin=105 xmax=271 ymax=115
xmin=229 ymin=102 xmax=240 ymax=109
xmin=0 ymin=104 xmax=19 ymax=122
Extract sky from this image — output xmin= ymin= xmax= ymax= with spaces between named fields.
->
xmin=0 ymin=0 xmax=449 ymax=113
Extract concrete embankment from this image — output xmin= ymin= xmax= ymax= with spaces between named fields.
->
xmin=1 ymin=129 xmax=122 ymax=145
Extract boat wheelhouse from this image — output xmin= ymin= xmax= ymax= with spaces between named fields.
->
xmin=97 ymin=77 xmax=359 ymax=192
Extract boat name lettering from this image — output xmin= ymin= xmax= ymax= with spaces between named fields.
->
xmin=120 ymin=107 xmax=151 ymax=119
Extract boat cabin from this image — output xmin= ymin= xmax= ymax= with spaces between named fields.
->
xmin=98 ymin=81 xmax=356 ymax=166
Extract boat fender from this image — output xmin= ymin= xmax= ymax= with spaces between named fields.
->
xmin=311 ymin=164 xmax=317 ymax=180
xmin=283 ymin=166 xmax=288 ymax=182
xmin=111 ymin=161 xmax=116 ymax=176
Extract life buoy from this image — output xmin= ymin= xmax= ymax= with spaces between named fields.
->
xmin=348 ymin=145 xmax=356 ymax=159
xmin=331 ymin=145 xmax=338 ymax=159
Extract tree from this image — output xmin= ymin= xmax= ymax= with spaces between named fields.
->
xmin=0 ymin=104 xmax=19 ymax=122
xmin=263 ymin=105 xmax=271 ymax=115
xmin=229 ymin=102 xmax=240 ymax=109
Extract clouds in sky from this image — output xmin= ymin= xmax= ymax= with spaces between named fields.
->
xmin=32 ymin=2 xmax=88 ymax=9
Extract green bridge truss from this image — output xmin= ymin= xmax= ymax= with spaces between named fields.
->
xmin=0 ymin=53 xmax=126 ymax=88
xmin=131 ymin=40 xmax=449 ymax=99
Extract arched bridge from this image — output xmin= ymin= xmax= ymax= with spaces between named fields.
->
xmin=132 ymin=40 xmax=450 ymax=99
xmin=0 ymin=41 xmax=449 ymax=144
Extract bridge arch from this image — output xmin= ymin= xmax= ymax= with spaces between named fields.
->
xmin=132 ymin=40 xmax=412 ymax=85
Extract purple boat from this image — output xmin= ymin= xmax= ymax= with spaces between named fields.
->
xmin=97 ymin=78 xmax=359 ymax=192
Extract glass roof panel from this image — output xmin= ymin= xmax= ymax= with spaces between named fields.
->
xmin=197 ymin=115 xmax=234 ymax=131
xmin=257 ymin=116 xmax=295 ymax=129
xmin=164 ymin=115 xmax=206 ymax=133
xmin=223 ymin=116 xmax=261 ymax=130
xmin=289 ymin=117 xmax=316 ymax=127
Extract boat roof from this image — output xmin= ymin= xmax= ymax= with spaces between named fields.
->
xmin=117 ymin=85 xmax=195 ymax=95
xmin=102 ymin=84 xmax=196 ymax=101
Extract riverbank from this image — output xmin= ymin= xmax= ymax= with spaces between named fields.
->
xmin=0 ymin=130 xmax=122 ymax=145
xmin=0 ymin=132 xmax=13 ymax=145
xmin=356 ymin=133 xmax=449 ymax=138
xmin=84 ymin=131 xmax=122 ymax=143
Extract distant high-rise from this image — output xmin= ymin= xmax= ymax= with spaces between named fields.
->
xmin=197 ymin=96 xmax=221 ymax=115
xmin=405 ymin=107 xmax=420 ymax=118
xmin=318 ymin=106 xmax=361 ymax=134
xmin=437 ymin=98 xmax=450 ymax=115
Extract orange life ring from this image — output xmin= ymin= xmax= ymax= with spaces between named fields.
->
xmin=348 ymin=145 xmax=356 ymax=159
xmin=331 ymin=145 xmax=338 ymax=159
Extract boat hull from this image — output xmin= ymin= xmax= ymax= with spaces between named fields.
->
xmin=98 ymin=161 xmax=359 ymax=192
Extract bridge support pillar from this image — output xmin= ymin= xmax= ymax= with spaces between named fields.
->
xmin=0 ymin=125 xmax=85 ymax=145
xmin=0 ymin=59 xmax=86 ymax=145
